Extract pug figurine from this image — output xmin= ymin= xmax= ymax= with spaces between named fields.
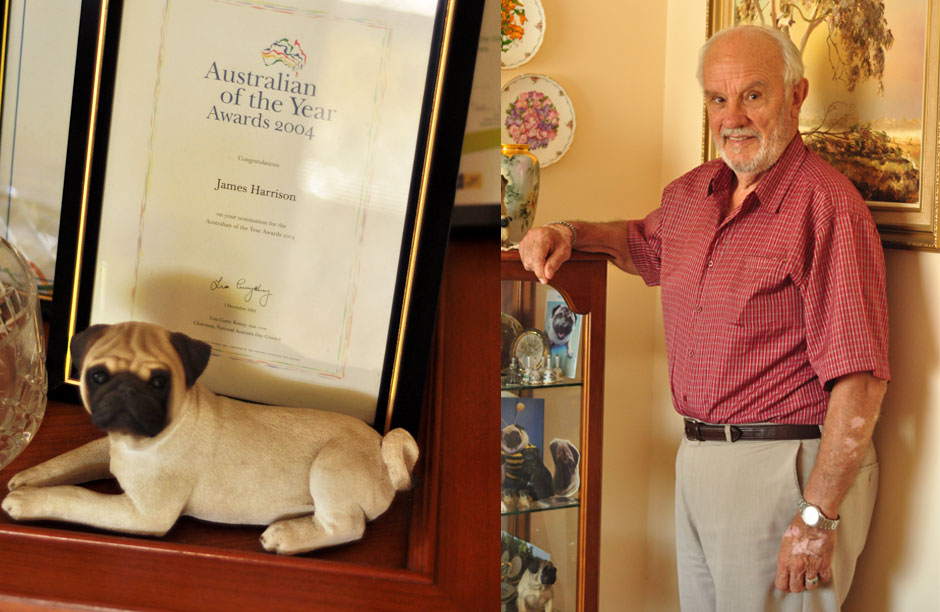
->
xmin=516 ymin=559 xmax=556 ymax=612
xmin=549 ymin=438 xmax=580 ymax=498
xmin=501 ymin=422 xmax=553 ymax=511
xmin=2 ymin=321 xmax=419 ymax=555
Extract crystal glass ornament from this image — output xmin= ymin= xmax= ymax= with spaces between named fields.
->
xmin=0 ymin=236 xmax=47 ymax=470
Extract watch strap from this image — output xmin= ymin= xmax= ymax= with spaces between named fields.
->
xmin=798 ymin=496 xmax=840 ymax=530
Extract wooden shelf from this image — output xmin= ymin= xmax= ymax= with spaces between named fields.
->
xmin=0 ymin=236 xmax=499 ymax=611
xmin=0 ymin=398 xmax=427 ymax=610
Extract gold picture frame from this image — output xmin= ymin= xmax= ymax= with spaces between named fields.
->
xmin=705 ymin=0 xmax=940 ymax=250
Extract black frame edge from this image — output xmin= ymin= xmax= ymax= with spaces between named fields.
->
xmin=377 ymin=0 xmax=485 ymax=435
xmin=48 ymin=0 xmax=122 ymax=401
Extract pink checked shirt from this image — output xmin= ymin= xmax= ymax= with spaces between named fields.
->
xmin=627 ymin=136 xmax=890 ymax=425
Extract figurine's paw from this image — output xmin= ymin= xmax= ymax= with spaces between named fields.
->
xmin=259 ymin=524 xmax=281 ymax=553
xmin=517 ymin=493 xmax=532 ymax=510
xmin=2 ymin=486 xmax=41 ymax=520
xmin=8 ymin=467 xmax=45 ymax=491
xmin=261 ymin=514 xmax=364 ymax=555
xmin=260 ymin=520 xmax=307 ymax=555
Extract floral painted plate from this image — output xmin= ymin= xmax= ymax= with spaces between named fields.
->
xmin=501 ymin=0 xmax=545 ymax=69
xmin=501 ymin=73 xmax=575 ymax=167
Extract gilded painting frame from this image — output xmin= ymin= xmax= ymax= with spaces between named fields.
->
xmin=705 ymin=0 xmax=940 ymax=250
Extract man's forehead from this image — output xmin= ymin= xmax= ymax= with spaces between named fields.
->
xmin=702 ymin=48 xmax=784 ymax=91
xmin=704 ymin=30 xmax=783 ymax=73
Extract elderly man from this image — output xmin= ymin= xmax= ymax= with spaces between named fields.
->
xmin=518 ymin=25 xmax=889 ymax=612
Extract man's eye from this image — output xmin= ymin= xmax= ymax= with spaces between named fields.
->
xmin=90 ymin=370 xmax=110 ymax=385
xmin=150 ymin=375 xmax=168 ymax=390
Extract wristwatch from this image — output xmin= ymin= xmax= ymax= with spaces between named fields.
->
xmin=798 ymin=496 xmax=840 ymax=530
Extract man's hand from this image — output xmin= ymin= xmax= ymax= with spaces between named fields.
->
xmin=518 ymin=224 xmax=574 ymax=284
xmin=775 ymin=514 xmax=836 ymax=592
xmin=773 ymin=372 xmax=885 ymax=593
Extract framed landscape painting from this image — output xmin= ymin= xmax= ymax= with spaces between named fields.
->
xmin=707 ymin=0 xmax=940 ymax=250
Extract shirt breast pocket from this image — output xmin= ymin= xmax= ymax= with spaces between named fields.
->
xmin=720 ymin=255 xmax=799 ymax=330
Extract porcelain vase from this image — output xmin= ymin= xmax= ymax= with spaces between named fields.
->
xmin=501 ymin=143 xmax=540 ymax=247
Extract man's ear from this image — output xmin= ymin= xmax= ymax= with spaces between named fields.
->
xmin=789 ymin=77 xmax=809 ymax=120
xmin=169 ymin=332 xmax=212 ymax=387
xmin=69 ymin=324 xmax=111 ymax=376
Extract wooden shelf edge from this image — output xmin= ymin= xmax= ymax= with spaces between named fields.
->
xmin=0 ymin=523 xmax=433 ymax=582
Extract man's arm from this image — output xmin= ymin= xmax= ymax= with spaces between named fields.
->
xmin=775 ymin=371 xmax=887 ymax=592
xmin=517 ymin=221 xmax=638 ymax=284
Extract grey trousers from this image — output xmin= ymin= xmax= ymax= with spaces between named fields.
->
xmin=675 ymin=435 xmax=878 ymax=612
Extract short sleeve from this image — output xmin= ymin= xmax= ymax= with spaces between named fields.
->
xmin=796 ymin=199 xmax=891 ymax=388
xmin=627 ymin=206 xmax=664 ymax=287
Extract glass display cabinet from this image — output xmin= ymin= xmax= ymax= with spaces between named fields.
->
xmin=500 ymin=251 xmax=606 ymax=612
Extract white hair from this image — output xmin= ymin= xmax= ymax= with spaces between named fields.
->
xmin=696 ymin=24 xmax=804 ymax=92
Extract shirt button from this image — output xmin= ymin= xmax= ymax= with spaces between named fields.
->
xmin=688 ymin=349 xmax=694 ymax=357
xmin=707 ymin=260 xmax=714 ymax=268
xmin=695 ymin=306 xmax=703 ymax=313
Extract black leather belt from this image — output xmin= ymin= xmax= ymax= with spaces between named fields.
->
xmin=684 ymin=418 xmax=821 ymax=442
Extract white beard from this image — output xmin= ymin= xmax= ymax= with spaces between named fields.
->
xmin=714 ymin=105 xmax=794 ymax=176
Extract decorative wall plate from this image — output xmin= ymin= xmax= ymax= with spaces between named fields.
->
xmin=500 ymin=0 xmax=545 ymax=69
xmin=501 ymin=74 xmax=575 ymax=167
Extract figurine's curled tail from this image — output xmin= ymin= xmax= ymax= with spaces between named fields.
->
xmin=382 ymin=428 xmax=419 ymax=490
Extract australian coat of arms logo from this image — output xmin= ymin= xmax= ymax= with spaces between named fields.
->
xmin=261 ymin=38 xmax=307 ymax=74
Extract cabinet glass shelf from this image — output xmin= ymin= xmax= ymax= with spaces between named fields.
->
xmin=501 ymin=377 xmax=583 ymax=392
xmin=501 ymin=497 xmax=580 ymax=517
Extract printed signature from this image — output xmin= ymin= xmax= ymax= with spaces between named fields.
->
xmin=209 ymin=276 xmax=272 ymax=307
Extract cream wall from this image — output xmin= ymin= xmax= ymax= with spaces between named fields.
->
xmin=505 ymin=0 xmax=940 ymax=609
xmin=849 ymin=250 xmax=940 ymax=611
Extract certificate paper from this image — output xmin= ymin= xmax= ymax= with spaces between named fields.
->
xmin=90 ymin=0 xmax=437 ymax=422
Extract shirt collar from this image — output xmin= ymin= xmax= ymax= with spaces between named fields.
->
xmin=706 ymin=133 xmax=808 ymax=213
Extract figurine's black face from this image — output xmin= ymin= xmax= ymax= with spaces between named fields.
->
xmin=540 ymin=562 xmax=557 ymax=585
xmin=501 ymin=424 xmax=529 ymax=454
xmin=551 ymin=305 xmax=575 ymax=340
xmin=526 ymin=559 xmax=557 ymax=586
xmin=551 ymin=439 xmax=580 ymax=471
xmin=68 ymin=323 xmax=212 ymax=439
xmin=83 ymin=367 xmax=172 ymax=437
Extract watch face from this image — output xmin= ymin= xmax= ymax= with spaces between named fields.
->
xmin=801 ymin=505 xmax=821 ymax=526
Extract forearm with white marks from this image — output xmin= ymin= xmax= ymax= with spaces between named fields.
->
xmin=801 ymin=372 xmax=886 ymax=518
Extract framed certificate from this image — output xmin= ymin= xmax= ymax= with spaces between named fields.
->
xmin=48 ymin=0 xmax=483 ymax=433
